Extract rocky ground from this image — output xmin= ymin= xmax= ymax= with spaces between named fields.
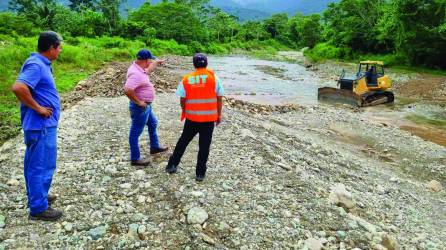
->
xmin=0 ymin=55 xmax=445 ymax=249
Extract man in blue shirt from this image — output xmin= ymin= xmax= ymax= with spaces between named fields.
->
xmin=11 ymin=31 xmax=63 ymax=221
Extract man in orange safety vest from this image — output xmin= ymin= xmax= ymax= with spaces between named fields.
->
xmin=166 ymin=53 xmax=224 ymax=182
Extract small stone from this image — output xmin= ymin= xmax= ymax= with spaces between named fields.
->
xmin=127 ymin=223 xmax=139 ymax=240
xmin=105 ymin=166 xmax=117 ymax=175
xmin=427 ymin=180 xmax=442 ymax=192
xmin=0 ymin=215 xmax=5 ymax=228
xmin=64 ymin=223 xmax=73 ymax=232
xmin=317 ymin=231 xmax=326 ymax=238
xmin=256 ymin=205 xmax=266 ymax=213
xmin=282 ymin=210 xmax=292 ymax=218
xmin=131 ymin=213 xmax=144 ymax=222
xmin=120 ymin=183 xmax=132 ymax=189
xmin=191 ymin=191 xmax=204 ymax=197
xmin=376 ymin=185 xmax=387 ymax=195
xmin=348 ymin=220 xmax=359 ymax=230
xmin=348 ymin=214 xmax=377 ymax=233
xmin=201 ymin=233 xmax=216 ymax=245
xmin=101 ymin=176 xmax=112 ymax=183
xmin=137 ymin=225 xmax=146 ymax=234
xmin=135 ymin=170 xmax=145 ymax=179
xmin=389 ymin=177 xmax=398 ymax=183
xmin=240 ymin=129 xmax=255 ymax=138
xmin=337 ymin=231 xmax=347 ymax=239
xmin=137 ymin=195 xmax=146 ymax=204
xmin=6 ymin=179 xmax=19 ymax=186
xmin=187 ymin=207 xmax=209 ymax=224
xmin=217 ymin=221 xmax=230 ymax=232
xmin=381 ymin=234 xmax=400 ymax=250
xmin=89 ymin=226 xmax=107 ymax=240
xmin=305 ymin=238 xmax=323 ymax=250
xmin=328 ymin=183 xmax=356 ymax=209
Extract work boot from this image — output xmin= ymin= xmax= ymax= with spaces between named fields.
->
xmin=165 ymin=164 xmax=177 ymax=174
xmin=48 ymin=194 xmax=57 ymax=205
xmin=131 ymin=158 xmax=151 ymax=167
xmin=150 ymin=146 xmax=169 ymax=155
xmin=195 ymin=175 xmax=205 ymax=182
xmin=27 ymin=194 xmax=57 ymax=208
xmin=29 ymin=207 xmax=63 ymax=221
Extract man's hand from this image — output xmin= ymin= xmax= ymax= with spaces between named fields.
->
xmin=36 ymin=106 xmax=53 ymax=118
xmin=156 ymin=59 xmax=165 ymax=66
xmin=137 ymin=101 xmax=148 ymax=109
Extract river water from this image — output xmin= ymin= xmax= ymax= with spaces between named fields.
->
xmin=208 ymin=56 xmax=446 ymax=147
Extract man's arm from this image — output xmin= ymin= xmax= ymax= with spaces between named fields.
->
xmin=216 ymin=96 xmax=223 ymax=126
xmin=180 ymin=97 xmax=186 ymax=111
xmin=11 ymin=82 xmax=52 ymax=118
xmin=147 ymin=60 xmax=164 ymax=73
xmin=124 ymin=88 xmax=147 ymax=108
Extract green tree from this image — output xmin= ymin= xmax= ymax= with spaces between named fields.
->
xmin=323 ymin=0 xmax=390 ymax=53
xmin=263 ymin=13 xmax=289 ymax=39
xmin=53 ymin=8 xmax=108 ymax=37
xmin=290 ymin=13 xmax=321 ymax=48
xmin=0 ymin=12 xmax=34 ymax=36
xmin=237 ymin=21 xmax=270 ymax=41
xmin=9 ymin=0 xmax=62 ymax=29
xmin=206 ymin=9 xmax=239 ymax=42
xmin=98 ymin=0 xmax=123 ymax=34
xmin=68 ymin=0 xmax=97 ymax=11
xmin=390 ymin=0 xmax=446 ymax=67
xmin=129 ymin=2 xmax=207 ymax=44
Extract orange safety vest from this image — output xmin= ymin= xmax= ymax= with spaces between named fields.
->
xmin=181 ymin=68 xmax=218 ymax=122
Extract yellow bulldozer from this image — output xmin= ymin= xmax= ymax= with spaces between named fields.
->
xmin=318 ymin=61 xmax=394 ymax=107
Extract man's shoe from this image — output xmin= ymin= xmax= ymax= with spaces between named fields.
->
xmin=27 ymin=194 xmax=57 ymax=208
xmin=165 ymin=164 xmax=177 ymax=174
xmin=131 ymin=159 xmax=151 ymax=167
xmin=150 ymin=146 xmax=169 ymax=155
xmin=48 ymin=194 xmax=57 ymax=205
xmin=29 ymin=207 xmax=63 ymax=221
xmin=196 ymin=175 xmax=205 ymax=182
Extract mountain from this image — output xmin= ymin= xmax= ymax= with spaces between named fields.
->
xmin=0 ymin=0 xmax=339 ymax=20
xmin=231 ymin=0 xmax=338 ymax=15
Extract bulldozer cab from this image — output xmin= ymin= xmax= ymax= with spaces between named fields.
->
xmin=358 ymin=61 xmax=385 ymax=87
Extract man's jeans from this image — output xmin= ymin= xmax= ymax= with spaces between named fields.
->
xmin=24 ymin=127 xmax=57 ymax=215
xmin=129 ymin=102 xmax=160 ymax=161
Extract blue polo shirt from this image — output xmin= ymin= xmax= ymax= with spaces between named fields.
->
xmin=17 ymin=53 xmax=61 ymax=131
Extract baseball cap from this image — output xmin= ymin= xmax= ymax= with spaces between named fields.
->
xmin=137 ymin=49 xmax=156 ymax=60
xmin=193 ymin=53 xmax=208 ymax=68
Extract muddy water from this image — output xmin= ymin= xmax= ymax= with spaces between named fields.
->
xmin=209 ymin=56 xmax=330 ymax=106
xmin=362 ymin=101 xmax=446 ymax=146
xmin=208 ymin=56 xmax=446 ymax=147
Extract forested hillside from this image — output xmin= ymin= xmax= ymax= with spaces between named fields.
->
xmin=0 ymin=0 xmax=339 ymax=19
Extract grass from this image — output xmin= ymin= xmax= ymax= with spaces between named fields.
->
xmin=406 ymin=114 xmax=446 ymax=129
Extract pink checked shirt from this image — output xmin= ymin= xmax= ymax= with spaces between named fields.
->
xmin=124 ymin=61 xmax=155 ymax=102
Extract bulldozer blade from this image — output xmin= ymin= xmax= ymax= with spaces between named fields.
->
xmin=317 ymin=87 xmax=363 ymax=107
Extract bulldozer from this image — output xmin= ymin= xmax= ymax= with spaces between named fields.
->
xmin=318 ymin=61 xmax=394 ymax=107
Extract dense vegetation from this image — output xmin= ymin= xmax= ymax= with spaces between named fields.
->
xmin=0 ymin=0 xmax=445 ymax=144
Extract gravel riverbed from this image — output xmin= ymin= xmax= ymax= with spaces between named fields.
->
xmin=0 ymin=55 xmax=445 ymax=249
